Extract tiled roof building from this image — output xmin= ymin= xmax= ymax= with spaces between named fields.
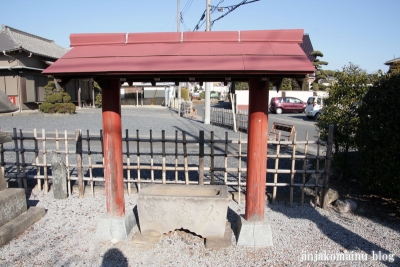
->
xmin=0 ymin=25 xmax=92 ymax=111
xmin=0 ymin=24 xmax=67 ymax=59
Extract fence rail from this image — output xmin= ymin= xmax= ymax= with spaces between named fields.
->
xmin=1 ymin=127 xmax=333 ymax=207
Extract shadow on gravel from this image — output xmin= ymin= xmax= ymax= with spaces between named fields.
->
xmin=101 ymin=248 xmax=128 ymax=267
xmin=270 ymin=203 xmax=399 ymax=266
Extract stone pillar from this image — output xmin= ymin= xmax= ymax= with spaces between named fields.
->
xmin=102 ymin=79 xmax=125 ymax=217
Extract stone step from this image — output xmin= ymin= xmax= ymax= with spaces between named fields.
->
xmin=0 ymin=206 xmax=46 ymax=247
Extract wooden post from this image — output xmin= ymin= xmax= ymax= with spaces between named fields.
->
xmin=245 ymin=78 xmax=269 ymax=222
xmin=87 ymin=130 xmax=94 ymax=196
xmin=19 ymin=129 xmax=27 ymax=191
xmin=13 ymin=128 xmax=22 ymax=188
xmin=182 ymin=132 xmax=188 ymax=184
xmin=322 ymin=124 xmax=334 ymax=209
xmin=150 ymin=130 xmax=154 ymax=182
xmin=102 ymin=78 xmax=125 ymax=217
xmin=126 ymin=129 xmax=131 ymax=194
xmin=42 ymin=129 xmax=48 ymax=193
xmin=198 ymin=131 xmax=204 ymax=185
xmin=65 ymin=130 xmax=71 ymax=196
xmin=210 ymin=131 xmax=215 ymax=185
xmin=162 ymin=130 xmax=166 ymax=184
xmin=75 ymin=130 xmax=83 ymax=198
xmin=136 ymin=130 xmax=141 ymax=191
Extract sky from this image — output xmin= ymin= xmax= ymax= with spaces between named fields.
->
xmin=2 ymin=0 xmax=399 ymax=73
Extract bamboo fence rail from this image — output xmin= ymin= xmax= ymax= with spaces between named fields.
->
xmin=1 ymin=126 xmax=333 ymax=207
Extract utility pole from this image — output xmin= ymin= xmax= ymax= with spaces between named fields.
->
xmin=204 ymin=0 xmax=211 ymax=124
xmin=177 ymin=0 xmax=181 ymax=116
xmin=177 ymin=0 xmax=181 ymax=32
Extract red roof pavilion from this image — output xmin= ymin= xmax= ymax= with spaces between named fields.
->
xmin=43 ymin=29 xmax=314 ymax=225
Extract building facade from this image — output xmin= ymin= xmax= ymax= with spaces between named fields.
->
xmin=0 ymin=25 xmax=93 ymax=111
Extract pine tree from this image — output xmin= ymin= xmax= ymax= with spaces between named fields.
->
xmin=310 ymin=51 xmax=328 ymax=91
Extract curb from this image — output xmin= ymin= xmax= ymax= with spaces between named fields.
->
xmin=0 ymin=206 xmax=46 ymax=247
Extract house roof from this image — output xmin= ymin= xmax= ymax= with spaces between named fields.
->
xmin=384 ymin=57 xmax=400 ymax=65
xmin=0 ymin=24 xmax=67 ymax=59
xmin=43 ymin=29 xmax=315 ymax=82
xmin=299 ymin=34 xmax=315 ymax=62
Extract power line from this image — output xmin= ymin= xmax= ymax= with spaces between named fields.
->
xmin=192 ymin=0 xmax=224 ymax=31
xmin=210 ymin=0 xmax=260 ymax=29
xmin=193 ymin=0 xmax=260 ymax=31
xmin=181 ymin=0 xmax=194 ymax=17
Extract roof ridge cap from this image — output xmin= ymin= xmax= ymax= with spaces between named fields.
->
xmin=5 ymin=25 xmax=55 ymax=43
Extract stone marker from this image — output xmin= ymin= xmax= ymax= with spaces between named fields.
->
xmin=0 ymin=168 xmax=7 ymax=191
xmin=51 ymin=152 xmax=68 ymax=199
xmin=334 ymin=199 xmax=357 ymax=213
xmin=0 ymin=188 xmax=27 ymax=227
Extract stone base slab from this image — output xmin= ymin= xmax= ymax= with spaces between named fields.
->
xmin=95 ymin=210 xmax=136 ymax=241
xmin=0 ymin=206 xmax=46 ymax=247
xmin=236 ymin=216 xmax=273 ymax=247
xmin=132 ymin=230 xmax=162 ymax=245
xmin=205 ymin=221 xmax=232 ymax=249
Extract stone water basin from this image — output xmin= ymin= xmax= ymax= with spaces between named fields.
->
xmin=137 ymin=184 xmax=229 ymax=238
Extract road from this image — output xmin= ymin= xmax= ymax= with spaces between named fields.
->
xmin=193 ymin=101 xmax=319 ymax=141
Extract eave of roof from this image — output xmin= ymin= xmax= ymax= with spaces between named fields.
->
xmin=384 ymin=57 xmax=400 ymax=65
xmin=0 ymin=24 xmax=67 ymax=59
xmin=43 ymin=29 xmax=315 ymax=82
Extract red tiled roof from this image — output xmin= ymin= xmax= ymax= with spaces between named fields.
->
xmin=43 ymin=29 xmax=315 ymax=81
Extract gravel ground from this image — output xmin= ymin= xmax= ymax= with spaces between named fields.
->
xmin=1 ymin=107 xmax=399 ymax=266
xmin=0 ymin=189 xmax=399 ymax=267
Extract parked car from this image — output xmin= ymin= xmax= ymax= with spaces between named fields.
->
xmin=305 ymin=96 xmax=325 ymax=119
xmin=269 ymin=97 xmax=306 ymax=114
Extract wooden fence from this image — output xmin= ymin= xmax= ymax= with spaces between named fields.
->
xmin=1 ymin=126 xmax=333 ymax=207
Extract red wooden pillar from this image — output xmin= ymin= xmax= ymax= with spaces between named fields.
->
xmin=102 ymin=78 xmax=125 ymax=217
xmin=245 ymin=78 xmax=269 ymax=222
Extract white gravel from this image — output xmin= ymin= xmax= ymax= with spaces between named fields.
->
xmin=0 ymin=189 xmax=399 ymax=267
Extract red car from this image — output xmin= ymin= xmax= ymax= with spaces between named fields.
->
xmin=269 ymin=97 xmax=307 ymax=114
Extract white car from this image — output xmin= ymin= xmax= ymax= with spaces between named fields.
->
xmin=305 ymin=96 xmax=324 ymax=119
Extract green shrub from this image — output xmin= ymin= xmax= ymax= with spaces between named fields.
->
xmin=355 ymin=72 xmax=400 ymax=199
xmin=95 ymin=93 xmax=102 ymax=107
xmin=312 ymin=82 xmax=319 ymax=91
xmin=200 ymin=91 xmax=205 ymax=99
xmin=181 ymin=88 xmax=189 ymax=101
xmin=57 ymin=103 xmax=76 ymax=114
xmin=62 ymin=92 xmax=71 ymax=103
xmin=41 ymin=79 xmax=75 ymax=114
xmin=39 ymin=102 xmax=56 ymax=113
xmin=46 ymin=93 xmax=63 ymax=104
